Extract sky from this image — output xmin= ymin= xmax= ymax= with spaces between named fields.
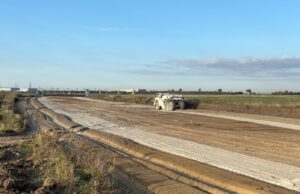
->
xmin=1 ymin=0 xmax=300 ymax=92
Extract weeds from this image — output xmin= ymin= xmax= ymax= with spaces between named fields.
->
xmin=31 ymin=132 xmax=78 ymax=192
xmin=30 ymin=132 xmax=116 ymax=193
xmin=0 ymin=92 xmax=22 ymax=135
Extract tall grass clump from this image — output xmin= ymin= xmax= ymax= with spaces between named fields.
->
xmin=0 ymin=92 xmax=22 ymax=135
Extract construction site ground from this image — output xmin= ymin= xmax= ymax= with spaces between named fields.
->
xmin=38 ymin=96 xmax=300 ymax=193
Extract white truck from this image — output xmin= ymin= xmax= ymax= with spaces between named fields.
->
xmin=154 ymin=93 xmax=185 ymax=111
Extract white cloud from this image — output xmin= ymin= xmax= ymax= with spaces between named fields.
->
xmin=133 ymin=57 xmax=300 ymax=79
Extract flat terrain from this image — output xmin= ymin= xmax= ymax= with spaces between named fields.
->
xmin=92 ymin=94 xmax=300 ymax=118
xmin=39 ymin=96 xmax=300 ymax=192
xmin=186 ymin=94 xmax=300 ymax=106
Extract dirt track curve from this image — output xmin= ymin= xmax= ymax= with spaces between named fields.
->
xmin=38 ymin=96 xmax=300 ymax=192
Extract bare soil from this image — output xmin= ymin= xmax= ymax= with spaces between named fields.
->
xmin=45 ymin=97 xmax=300 ymax=167
xmin=0 ymin=143 xmax=39 ymax=194
xmin=199 ymin=103 xmax=300 ymax=119
xmin=64 ymin=133 xmax=205 ymax=194
xmin=23 ymin=98 xmax=209 ymax=193
xmin=0 ymin=134 xmax=58 ymax=194
xmin=91 ymin=95 xmax=300 ymax=119
xmin=36 ymin=97 xmax=299 ymax=193
xmin=38 ymin=96 xmax=300 ymax=192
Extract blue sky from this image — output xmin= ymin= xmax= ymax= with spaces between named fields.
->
xmin=1 ymin=0 xmax=300 ymax=92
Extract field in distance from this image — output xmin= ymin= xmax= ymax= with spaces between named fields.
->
xmin=91 ymin=94 xmax=300 ymax=118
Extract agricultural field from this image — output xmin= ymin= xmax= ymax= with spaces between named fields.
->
xmin=186 ymin=94 xmax=300 ymax=106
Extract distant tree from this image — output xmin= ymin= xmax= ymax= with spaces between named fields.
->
xmin=198 ymin=88 xmax=202 ymax=92
xmin=179 ymin=88 xmax=182 ymax=92
xmin=218 ymin=89 xmax=222 ymax=93
xmin=246 ymin=89 xmax=252 ymax=94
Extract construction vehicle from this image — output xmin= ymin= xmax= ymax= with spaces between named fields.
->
xmin=154 ymin=93 xmax=185 ymax=111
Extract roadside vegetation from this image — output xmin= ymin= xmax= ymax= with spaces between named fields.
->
xmin=0 ymin=95 xmax=117 ymax=193
xmin=0 ymin=92 xmax=22 ymax=135
xmin=27 ymin=132 xmax=115 ymax=193
xmin=1 ymin=131 xmax=116 ymax=193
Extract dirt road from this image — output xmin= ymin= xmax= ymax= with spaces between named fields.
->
xmin=39 ymin=97 xmax=300 ymax=192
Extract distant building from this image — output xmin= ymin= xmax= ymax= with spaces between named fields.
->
xmin=119 ymin=89 xmax=135 ymax=93
xmin=0 ymin=87 xmax=11 ymax=92
xmin=19 ymin=88 xmax=29 ymax=92
xmin=10 ymin=87 xmax=20 ymax=92
xmin=134 ymin=89 xmax=146 ymax=93
xmin=119 ymin=89 xmax=147 ymax=93
xmin=28 ymin=88 xmax=38 ymax=93
xmin=0 ymin=87 xmax=38 ymax=93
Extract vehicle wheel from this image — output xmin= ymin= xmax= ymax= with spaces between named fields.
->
xmin=155 ymin=102 xmax=161 ymax=110
xmin=166 ymin=101 xmax=175 ymax=111
xmin=179 ymin=101 xmax=185 ymax=109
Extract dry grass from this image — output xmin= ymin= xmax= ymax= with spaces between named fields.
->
xmin=0 ymin=92 xmax=22 ymax=135
xmin=31 ymin=132 xmax=80 ymax=193
xmin=1 ymin=94 xmax=117 ymax=193
xmin=30 ymin=132 xmax=116 ymax=194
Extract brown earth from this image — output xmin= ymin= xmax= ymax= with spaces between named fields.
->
xmin=30 ymin=99 xmax=293 ymax=193
xmin=64 ymin=133 xmax=207 ymax=194
xmin=22 ymin=98 xmax=207 ymax=193
xmin=0 ymin=144 xmax=40 ymax=194
xmin=91 ymin=95 xmax=300 ymax=119
xmin=0 ymin=132 xmax=59 ymax=194
xmin=1 ymin=98 xmax=122 ymax=194
xmin=199 ymin=103 xmax=300 ymax=119
xmin=48 ymin=97 xmax=300 ymax=167
xmin=82 ymin=129 xmax=296 ymax=194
